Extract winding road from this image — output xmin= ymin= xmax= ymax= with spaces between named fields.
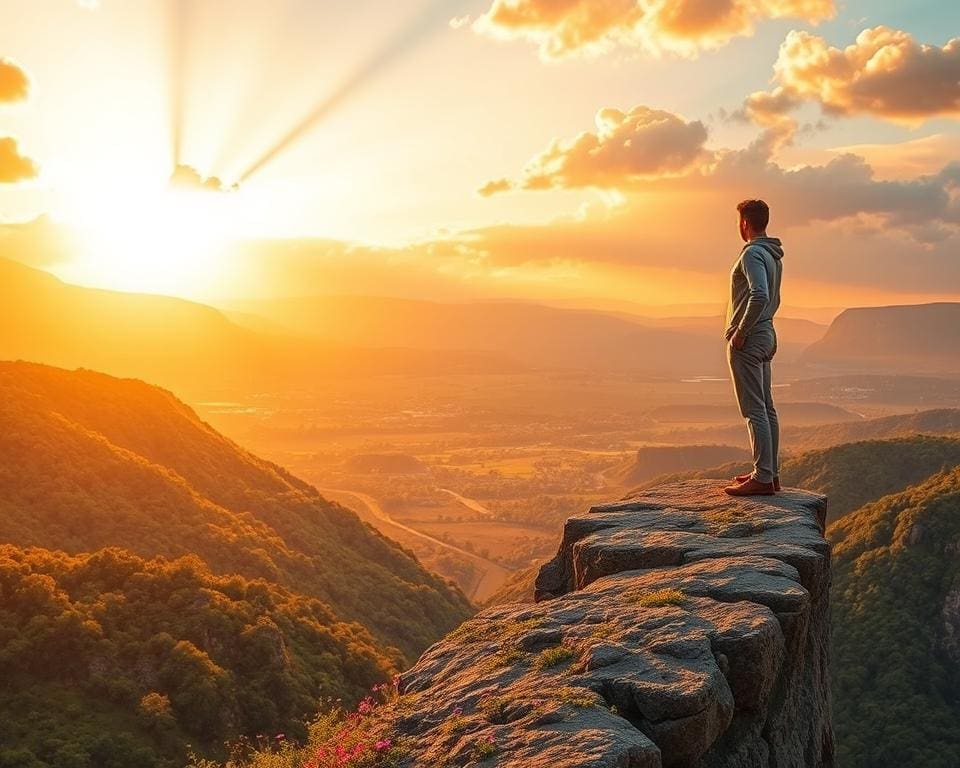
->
xmin=318 ymin=487 xmax=511 ymax=603
xmin=438 ymin=488 xmax=495 ymax=518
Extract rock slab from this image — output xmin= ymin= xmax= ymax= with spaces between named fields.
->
xmin=392 ymin=480 xmax=834 ymax=768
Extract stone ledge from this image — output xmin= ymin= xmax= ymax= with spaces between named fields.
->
xmin=393 ymin=480 xmax=834 ymax=768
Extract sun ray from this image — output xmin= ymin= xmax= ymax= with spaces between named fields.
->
xmin=169 ymin=0 xmax=189 ymax=167
xmin=237 ymin=0 xmax=458 ymax=182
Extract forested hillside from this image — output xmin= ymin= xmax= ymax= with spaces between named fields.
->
xmin=0 ymin=547 xmax=389 ymax=767
xmin=829 ymin=468 xmax=960 ymax=766
xmin=0 ymin=362 xmax=472 ymax=766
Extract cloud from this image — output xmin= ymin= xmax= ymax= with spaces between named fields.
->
xmin=743 ymin=27 xmax=960 ymax=124
xmin=480 ymin=100 xmax=960 ymax=253
xmin=711 ymin=135 xmax=960 ymax=235
xmin=169 ymin=164 xmax=236 ymax=193
xmin=482 ymin=106 xmax=709 ymax=194
xmin=822 ymin=134 xmax=960 ymax=180
xmin=0 ymin=137 xmax=38 ymax=182
xmin=475 ymin=0 xmax=835 ymax=59
xmin=478 ymin=177 xmax=513 ymax=197
xmin=0 ymin=59 xmax=30 ymax=103
xmin=737 ymin=86 xmax=801 ymax=126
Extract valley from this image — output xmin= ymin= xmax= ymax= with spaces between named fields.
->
xmin=196 ymin=368 xmax=960 ymax=603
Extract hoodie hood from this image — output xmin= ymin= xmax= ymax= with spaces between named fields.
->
xmin=748 ymin=236 xmax=784 ymax=260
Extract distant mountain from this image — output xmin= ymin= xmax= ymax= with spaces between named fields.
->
xmin=226 ymin=295 xmax=809 ymax=375
xmin=829 ymin=468 xmax=960 ymax=766
xmin=635 ymin=314 xmax=828 ymax=347
xmin=803 ymin=303 xmax=960 ymax=374
xmin=541 ymin=296 xmax=843 ymax=325
xmin=0 ymin=362 xmax=472 ymax=764
xmin=635 ymin=435 xmax=960 ymax=525
xmin=0 ymin=258 xmax=520 ymax=397
xmin=785 ymin=409 xmax=960 ymax=452
xmin=654 ymin=408 xmax=960 ymax=452
xmin=606 ymin=444 xmax=750 ymax=487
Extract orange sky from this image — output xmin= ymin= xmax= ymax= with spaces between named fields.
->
xmin=0 ymin=0 xmax=958 ymax=310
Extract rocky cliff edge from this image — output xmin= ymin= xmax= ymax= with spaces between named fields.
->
xmin=392 ymin=480 xmax=834 ymax=768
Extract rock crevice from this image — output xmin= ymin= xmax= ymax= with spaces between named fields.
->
xmin=393 ymin=480 xmax=834 ymax=768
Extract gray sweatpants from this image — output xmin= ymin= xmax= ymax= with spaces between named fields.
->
xmin=728 ymin=327 xmax=779 ymax=483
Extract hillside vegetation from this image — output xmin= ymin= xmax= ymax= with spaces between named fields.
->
xmin=0 ymin=547 xmax=389 ymax=767
xmin=0 ymin=362 xmax=472 ymax=766
xmin=829 ymin=468 xmax=960 ymax=766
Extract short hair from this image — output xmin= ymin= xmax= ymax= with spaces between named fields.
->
xmin=737 ymin=199 xmax=769 ymax=231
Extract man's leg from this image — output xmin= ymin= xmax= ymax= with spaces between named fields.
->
xmin=763 ymin=357 xmax=780 ymax=480
xmin=729 ymin=344 xmax=774 ymax=483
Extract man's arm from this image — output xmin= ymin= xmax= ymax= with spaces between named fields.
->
xmin=731 ymin=248 xmax=769 ymax=346
xmin=739 ymin=249 xmax=770 ymax=333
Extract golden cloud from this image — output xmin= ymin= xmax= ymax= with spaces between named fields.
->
xmin=479 ymin=98 xmax=960 ymax=253
xmin=738 ymin=86 xmax=801 ymax=127
xmin=0 ymin=58 xmax=30 ymax=103
xmin=482 ymin=106 xmax=709 ymax=194
xmin=475 ymin=0 xmax=834 ymax=59
xmin=169 ymin=164 xmax=236 ymax=193
xmin=744 ymin=27 xmax=960 ymax=123
xmin=0 ymin=137 xmax=38 ymax=182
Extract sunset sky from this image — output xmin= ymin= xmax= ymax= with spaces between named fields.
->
xmin=0 ymin=0 xmax=958 ymax=309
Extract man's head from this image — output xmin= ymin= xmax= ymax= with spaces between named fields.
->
xmin=737 ymin=199 xmax=769 ymax=242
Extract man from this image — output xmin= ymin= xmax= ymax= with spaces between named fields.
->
xmin=724 ymin=199 xmax=783 ymax=496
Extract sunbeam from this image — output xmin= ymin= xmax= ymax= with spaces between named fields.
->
xmin=168 ymin=0 xmax=188 ymax=167
xmin=236 ymin=0 xmax=457 ymax=182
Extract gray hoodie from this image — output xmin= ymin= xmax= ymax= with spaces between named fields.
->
xmin=724 ymin=236 xmax=783 ymax=340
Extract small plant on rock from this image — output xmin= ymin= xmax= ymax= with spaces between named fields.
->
xmin=440 ymin=706 xmax=468 ymax=735
xmin=478 ymin=695 xmax=510 ymax=724
xmin=557 ymin=686 xmax=599 ymax=708
xmin=472 ymin=733 xmax=497 ymax=760
xmin=536 ymin=643 xmax=577 ymax=670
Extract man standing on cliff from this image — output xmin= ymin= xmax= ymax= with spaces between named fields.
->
xmin=724 ymin=199 xmax=783 ymax=496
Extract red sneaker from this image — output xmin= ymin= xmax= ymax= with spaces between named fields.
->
xmin=724 ymin=478 xmax=776 ymax=496
xmin=733 ymin=473 xmax=781 ymax=492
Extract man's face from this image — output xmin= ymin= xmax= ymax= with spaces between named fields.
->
xmin=738 ymin=215 xmax=748 ymax=243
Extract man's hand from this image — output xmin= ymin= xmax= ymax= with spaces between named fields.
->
xmin=730 ymin=329 xmax=747 ymax=350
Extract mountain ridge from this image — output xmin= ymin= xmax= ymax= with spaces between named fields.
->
xmin=803 ymin=302 xmax=960 ymax=374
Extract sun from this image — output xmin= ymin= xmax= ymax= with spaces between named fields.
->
xmin=56 ymin=176 xmax=236 ymax=299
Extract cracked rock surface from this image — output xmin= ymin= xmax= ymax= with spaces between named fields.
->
xmin=391 ymin=480 xmax=834 ymax=767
